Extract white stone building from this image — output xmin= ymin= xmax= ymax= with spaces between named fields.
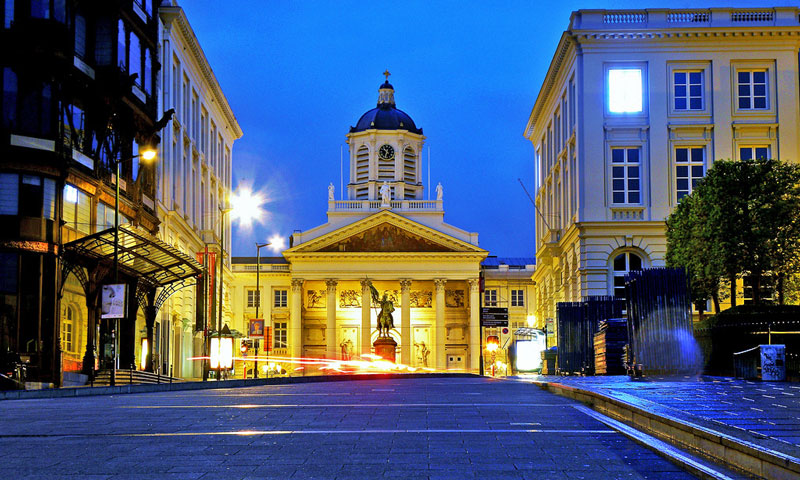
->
xmin=525 ymin=8 xmax=800 ymax=328
xmin=154 ymin=2 xmax=242 ymax=378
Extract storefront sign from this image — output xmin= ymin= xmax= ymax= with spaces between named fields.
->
xmin=481 ymin=307 xmax=508 ymax=327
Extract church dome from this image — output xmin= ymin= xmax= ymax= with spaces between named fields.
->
xmin=350 ymin=77 xmax=422 ymax=135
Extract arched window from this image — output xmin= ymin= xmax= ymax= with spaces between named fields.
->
xmin=129 ymin=32 xmax=141 ymax=83
xmin=61 ymin=305 xmax=74 ymax=353
xmin=143 ymin=48 xmax=152 ymax=94
xmin=611 ymin=252 xmax=643 ymax=300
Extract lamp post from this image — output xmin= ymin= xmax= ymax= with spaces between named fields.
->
xmin=110 ymin=148 xmax=156 ymax=386
xmin=216 ymin=204 xmax=232 ymax=382
xmin=254 ymin=242 xmax=271 ymax=378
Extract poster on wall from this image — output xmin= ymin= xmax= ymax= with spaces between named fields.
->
xmin=101 ymin=283 xmax=127 ymax=319
xmin=249 ymin=319 xmax=265 ymax=339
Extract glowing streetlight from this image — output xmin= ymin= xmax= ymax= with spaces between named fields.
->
xmin=230 ymin=186 xmax=266 ymax=228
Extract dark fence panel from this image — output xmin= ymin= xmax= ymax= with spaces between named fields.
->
xmin=625 ymin=268 xmax=697 ymax=375
xmin=556 ymin=297 xmax=624 ymax=375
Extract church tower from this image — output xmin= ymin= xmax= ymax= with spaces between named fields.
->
xmin=346 ymin=72 xmax=425 ymax=201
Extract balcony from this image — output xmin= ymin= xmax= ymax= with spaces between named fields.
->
xmin=328 ymin=199 xmax=442 ymax=214
xmin=572 ymin=7 xmax=799 ymax=30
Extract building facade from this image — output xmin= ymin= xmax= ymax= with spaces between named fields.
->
xmin=154 ymin=1 xmax=241 ymax=379
xmin=230 ymin=79 xmax=490 ymax=374
xmin=0 ymin=0 xmax=188 ymax=386
xmin=525 ymin=8 xmax=800 ymax=330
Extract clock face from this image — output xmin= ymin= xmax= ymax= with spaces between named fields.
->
xmin=379 ymin=144 xmax=395 ymax=160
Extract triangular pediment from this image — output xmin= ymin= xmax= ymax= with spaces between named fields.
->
xmin=286 ymin=211 xmax=485 ymax=254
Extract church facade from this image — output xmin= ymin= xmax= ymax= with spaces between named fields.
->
xmin=230 ymin=79 xmax=489 ymax=374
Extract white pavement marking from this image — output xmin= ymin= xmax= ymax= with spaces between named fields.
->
xmin=116 ymin=428 xmax=617 ymax=437
xmin=573 ymin=405 xmax=737 ymax=480
xmin=119 ymin=403 xmax=571 ymax=409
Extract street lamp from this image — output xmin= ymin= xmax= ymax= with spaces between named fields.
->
xmin=110 ymin=147 xmax=156 ymax=387
xmin=216 ymin=204 xmax=232 ymax=382
xmin=254 ymin=241 xmax=271 ymax=378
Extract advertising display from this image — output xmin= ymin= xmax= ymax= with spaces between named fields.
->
xmin=249 ymin=319 xmax=265 ymax=339
xmin=100 ymin=283 xmax=127 ymax=319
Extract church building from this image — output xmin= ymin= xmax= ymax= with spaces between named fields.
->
xmin=230 ymin=77 xmax=489 ymax=374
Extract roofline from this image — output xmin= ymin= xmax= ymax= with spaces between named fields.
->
xmin=160 ymin=6 xmax=243 ymax=139
xmin=524 ymin=30 xmax=574 ymax=140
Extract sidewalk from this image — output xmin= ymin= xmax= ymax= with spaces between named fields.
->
xmin=517 ymin=374 xmax=800 ymax=479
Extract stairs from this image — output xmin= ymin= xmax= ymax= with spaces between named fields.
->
xmin=92 ymin=369 xmax=183 ymax=386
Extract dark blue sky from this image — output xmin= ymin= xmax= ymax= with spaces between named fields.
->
xmin=180 ymin=0 xmax=785 ymax=258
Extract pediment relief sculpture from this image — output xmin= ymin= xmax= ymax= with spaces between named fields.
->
xmin=410 ymin=290 xmax=432 ymax=308
xmin=319 ymin=223 xmax=454 ymax=252
xmin=446 ymin=289 xmax=465 ymax=308
xmin=339 ymin=289 xmax=361 ymax=308
xmin=307 ymin=290 xmax=325 ymax=308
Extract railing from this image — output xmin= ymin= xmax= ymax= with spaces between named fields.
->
xmin=667 ymin=11 xmax=710 ymax=23
xmin=235 ymin=264 xmax=289 ymax=272
xmin=611 ymin=207 xmax=644 ymax=221
xmin=604 ymin=12 xmax=646 ymax=24
xmin=328 ymin=199 xmax=443 ymax=213
xmin=731 ymin=10 xmax=773 ymax=22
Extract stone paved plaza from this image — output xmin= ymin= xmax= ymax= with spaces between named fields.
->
xmin=0 ymin=376 xmax=698 ymax=479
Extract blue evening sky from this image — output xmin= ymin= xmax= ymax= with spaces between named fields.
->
xmin=179 ymin=0 xmax=786 ymax=258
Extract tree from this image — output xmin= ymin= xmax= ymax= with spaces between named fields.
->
xmin=666 ymin=158 xmax=800 ymax=306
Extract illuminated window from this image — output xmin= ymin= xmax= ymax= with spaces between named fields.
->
xmin=612 ymin=252 xmax=642 ymax=301
xmin=737 ymin=71 xmax=767 ymax=110
xmin=247 ymin=289 xmax=260 ymax=308
xmin=739 ymin=146 xmax=770 ymax=161
xmin=274 ymin=322 xmax=287 ymax=349
xmin=61 ymin=305 xmax=74 ymax=353
xmin=273 ymin=289 xmax=287 ymax=308
xmin=675 ymin=147 xmax=705 ymax=201
xmin=611 ymin=148 xmax=640 ymax=204
xmin=511 ymin=289 xmax=524 ymax=307
xmin=608 ymin=68 xmax=642 ymax=113
xmin=63 ymin=184 xmax=91 ymax=234
xmin=673 ymin=71 xmax=703 ymax=110
xmin=484 ymin=289 xmax=498 ymax=307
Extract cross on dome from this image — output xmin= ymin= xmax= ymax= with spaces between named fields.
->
xmin=383 ymin=69 xmax=391 ymax=81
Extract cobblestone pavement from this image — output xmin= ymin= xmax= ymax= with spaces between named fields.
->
xmin=0 ymin=376 xmax=698 ymax=480
xmin=520 ymin=375 xmax=800 ymax=458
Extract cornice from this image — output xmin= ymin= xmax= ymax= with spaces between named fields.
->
xmin=574 ymin=28 xmax=800 ymax=42
xmin=285 ymin=210 xmax=486 ymax=255
xmin=285 ymin=252 xmax=487 ymax=261
xmin=160 ymin=6 xmax=243 ymax=139
xmin=525 ymin=32 xmax=574 ymax=139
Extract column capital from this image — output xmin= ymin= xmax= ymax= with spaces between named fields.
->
xmin=399 ymin=279 xmax=412 ymax=291
xmin=467 ymin=278 xmax=480 ymax=292
xmin=291 ymin=278 xmax=304 ymax=292
xmin=360 ymin=279 xmax=372 ymax=291
xmin=433 ymin=278 xmax=447 ymax=291
xmin=325 ymin=279 xmax=338 ymax=292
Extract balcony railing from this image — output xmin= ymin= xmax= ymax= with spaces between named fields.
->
xmin=575 ymin=8 xmax=797 ymax=30
xmin=328 ymin=199 xmax=443 ymax=213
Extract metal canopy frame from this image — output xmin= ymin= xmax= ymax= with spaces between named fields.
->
xmin=64 ymin=224 xmax=203 ymax=289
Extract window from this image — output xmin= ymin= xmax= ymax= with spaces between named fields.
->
xmin=4 ymin=0 xmax=13 ymax=29
xmin=117 ymin=19 xmax=127 ymax=70
xmin=612 ymin=252 xmax=642 ymax=301
xmin=673 ymin=71 xmax=703 ymax=110
xmin=273 ymin=322 xmax=287 ymax=349
xmin=511 ymin=289 xmax=524 ymax=307
xmin=2 ymin=67 xmax=16 ymax=128
xmin=96 ymin=202 xmax=127 ymax=231
xmin=61 ymin=305 xmax=74 ymax=353
xmin=737 ymin=71 xmax=767 ymax=110
xmin=739 ymin=146 xmax=770 ymax=161
xmin=143 ymin=48 xmax=152 ymax=94
xmin=247 ymin=289 xmax=260 ymax=309
xmin=20 ymin=175 xmax=43 ymax=217
xmin=129 ymin=32 xmax=141 ymax=84
xmin=675 ymin=147 xmax=704 ymax=201
xmin=274 ymin=289 xmax=287 ymax=308
xmin=611 ymin=148 xmax=640 ymax=204
xmin=0 ymin=173 xmax=18 ymax=215
xmin=608 ymin=68 xmax=642 ymax=113
xmin=74 ymin=13 xmax=86 ymax=58
xmin=63 ymin=184 xmax=91 ymax=234
xmin=484 ymin=289 xmax=498 ymax=307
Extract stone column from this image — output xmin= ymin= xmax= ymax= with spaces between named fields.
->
xmin=434 ymin=278 xmax=446 ymax=370
xmin=290 ymin=278 xmax=304 ymax=362
xmin=325 ymin=279 xmax=338 ymax=359
xmin=468 ymin=278 xmax=480 ymax=373
xmin=399 ymin=279 xmax=412 ymax=365
xmin=360 ymin=279 xmax=372 ymax=355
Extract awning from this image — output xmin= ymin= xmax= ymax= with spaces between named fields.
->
xmin=64 ymin=224 xmax=203 ymax=287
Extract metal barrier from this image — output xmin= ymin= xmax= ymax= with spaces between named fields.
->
xmin=556 ymin=296 xmax=624 ymax=375
xmin=625 ymin=268 xmax=696 ymax=375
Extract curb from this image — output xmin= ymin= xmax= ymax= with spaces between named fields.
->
xmin=534 ymin=380 xmax=800 ymax=480
xmin=0 ymin=373 xmax=478 ymax=401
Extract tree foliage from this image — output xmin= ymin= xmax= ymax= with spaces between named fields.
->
xmin=665 ymin=158 xmax=800 ymax=306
